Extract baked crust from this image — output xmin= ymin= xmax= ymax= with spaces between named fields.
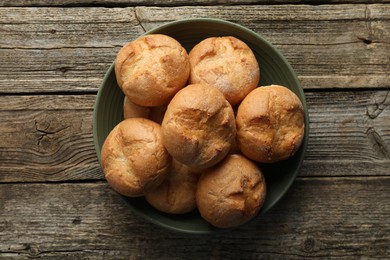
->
xmin=189 ymin=36 xmax=260 ymax=106
xmin=123 ymin=96 xmax=167 ymax=124
xmin=123 ymin=96 xmax=151 ymax=119
xmin=196 ymin=154 xmax=266 ymax=228
xmin=145 ymin=159 xmax=199 ymax=214
xmin=101 ymin=118 xmax=171 ymax=197
xmin=161 ymin=84 xmax=236 ymax=169
xmin=236 ymin=85 xmax=305 ymax=163
xmin=115 ymin=34 xmax=190 ymax=107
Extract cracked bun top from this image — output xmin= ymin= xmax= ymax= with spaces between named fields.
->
xmin=161 ymin=84 xmax=236 ymax=169
xmin=189 ymin=36 xmax=260 ymax=106
xmin=101 ymin=118 xmax=171 ymax=197
xmin=115 ymin=34 xmax=190 ymax=107
xmin=196 ymin=154 xmax=266 ymax=229
xmin=236 ymin=85 xmax=305 ymax=163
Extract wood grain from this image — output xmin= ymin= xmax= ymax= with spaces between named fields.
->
xmin=0 ymin=7 xmax=142 ymax=48
xmin=0 ymin=7 xmax=141 ymax=93
xmin=0 ymin=48 xmax=115 ymax=93
xmin=0 ymin=5 xmax=389 ymax=93
xmin=0 ymin=177 xmax=389 ymax=258
xmin=1 ymin=0 xmax=389 ymax=7
xmin=303 ymin=90 xmax=390 ymax=176
xmin=0 ymin=95 xmax=102 ymax=182
xmin=0 ymin=90 xmax=388 ymax=182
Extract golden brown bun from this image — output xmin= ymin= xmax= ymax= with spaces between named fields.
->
xmin=236 ymin=85 xmax=305 ymax=163
xmin=123 ymin=96 xmax=151 ymax=119
xmin=115 ymin=34 xmax=190 ymax=107
xmin=161 ymin=84 xmax=236 ymax=169
xmin=101 ymin=118 xmax=171 ymax=197
xmin=145 ymin=159 xmax=199 ymax=214
xmin=123 ymin=96 xmax=166 ymax=124
xmin=189 ymin=36 xmax=260 ymax=106
xmin=196 ymin=154 xmax=266 ymax=228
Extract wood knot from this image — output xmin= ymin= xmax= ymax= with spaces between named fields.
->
xmin=25 ymin=243 xmax=41 ymax=257
xmin=33 ymin=115 xmax=70 ymax=153
xmin=34 ymin=117 xmax=55 ymax=151
xmin=357 ymin=36 xmax=372 ymax=45
xmin=72 ymin=216 xmax=82 ymax=225
xmin=366 ymin=91 xmax=389 ymax=119
xmin=366 ymin=127 xmax=390 ymax=159
xmin=302 ymin=237 xmax=316 ymax=252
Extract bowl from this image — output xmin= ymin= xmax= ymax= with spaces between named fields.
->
xmin=93 ymin=18 xmax=309 ymax=234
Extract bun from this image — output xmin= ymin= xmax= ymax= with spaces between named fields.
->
xmin=161 ymin=84 xmax=236 ymax=169
xmin=189 ymin=36 xmax=260 ymax=106
xmin=196 ymin=154 xmax=266 ymax=228
xmin=101 ymin=118 xmax=171 ymax=197
xmin=123 ymin=96 xmax=166 ymax=124
xmin=123 ymin=96 xmax=151 ymax=119
xmin=115 ymin=34 xmax=190 ymax=107
xmin=145 ymin=159 xmax=199 ymax=214
xmin=236 ymin=85 xmax=305 ymax=163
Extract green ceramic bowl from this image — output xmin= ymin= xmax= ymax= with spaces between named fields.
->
xmin=93 ymin=18 xmax=309 ymax=234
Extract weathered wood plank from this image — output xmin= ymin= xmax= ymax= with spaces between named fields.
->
xmin=303 ymin=90 xmax=390 ymax=177
xmin=0 ymin=48 xmax=115 ymax=93
xmin=0 ymin=90 xmax=389 ymax=182
xmin=135 ymin=4 xmax=390 ymax=46
xmin=0 ymin=0 xmax=389 ymax=7
xmin=0 ymin=177 xmax=389 ymax=258
xmin=0 ymin=95 xmax=102 ymax=182
xmin=0 ymin=7 xmax=142 ymax=48
xmin=0 ymin=5 xmax=389 ymax=92
xmin=0 ymin=7 xmax=142 ymax=93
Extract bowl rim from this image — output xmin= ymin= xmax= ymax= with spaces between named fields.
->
xmin=93 ymin=18 xmax=309 ymax=234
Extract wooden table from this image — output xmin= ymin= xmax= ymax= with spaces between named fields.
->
xmin=1 ymin=0 xmax=389 ymax=258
